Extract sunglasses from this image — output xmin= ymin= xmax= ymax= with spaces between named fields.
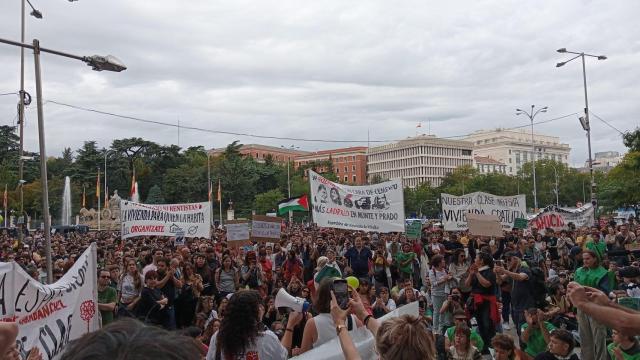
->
xmin=100 ymin=275 xmax=111 ymax=279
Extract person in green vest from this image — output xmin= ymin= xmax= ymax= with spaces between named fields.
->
xmin=98 ymin=269 xmax=117 ymax=326
xmin=394 ymin=242 xmax=416 ymax=281
xmin=574 ymin=249 xmax=610 ymax=360
xmin=608 ymin=329 xmax=640 ymax=360
xmin=584 ymin=226 xmax=606 ymax=261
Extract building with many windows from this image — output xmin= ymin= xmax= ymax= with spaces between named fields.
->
xmin=474 ymin=156 xmax=507 ymax=174
xmin=367 ymin=135 xmax=474 ymax=188
xmin=464 ymin=129 xmax=571 ymax=176
xmin=295 ymin=147 xmax=368 ymax=185
xmin=208 ymin=144 xmax=309 ymax=164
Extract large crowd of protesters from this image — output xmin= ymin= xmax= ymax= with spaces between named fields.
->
xmin=2 ymin=216 xmax=640 ymax=359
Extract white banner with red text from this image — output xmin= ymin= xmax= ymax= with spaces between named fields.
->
xmin=528 ymin=203 xmax=595 ymax=231
xmin=309 ymin=170 xmax=405 ymax=233
xmin=120 ymin=201 xmax=211 ymax=239
xmin=0 ymin=243 xmax=98 ymax=360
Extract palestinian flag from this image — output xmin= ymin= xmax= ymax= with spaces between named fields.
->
xmin=277 ymin=194 xmax=309 ymax=215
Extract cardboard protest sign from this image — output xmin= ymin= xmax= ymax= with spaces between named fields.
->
xmin=514 ymin=218 xmax=528 ymax=229
xmin=309 ymin=170 xmax=405 ymax=233
xmin=406 ymin=221 xmax=422 ymax=239
xmin=251 ymin=215 xmax=282 ymax=242
xmin=467 ymin=213 xmax=503 ymax=237
xmin=0 ymin=243 xmax=98 ymax=359
xmin=226 ymin=220 xmax=251 ymax=245
xmin=441 ymin=192 xmax=526 ymax=231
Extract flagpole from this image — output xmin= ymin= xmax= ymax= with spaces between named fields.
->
xmin=97 ymin=169 xmax=101 ymax=231
xmin=207 ymin=155 xmax=212 ymax=227
xmin=3 ymin=185 xmax=7 ymax=228
xmin=218 ymin=179 xmax=223 ymax=227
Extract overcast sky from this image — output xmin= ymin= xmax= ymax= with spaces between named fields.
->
xmin=0 ymin=0 xmax=638 ymax=166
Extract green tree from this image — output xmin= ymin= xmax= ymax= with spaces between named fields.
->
xmin=145 ymin=184 xmax=165 ymax=204
xmin=438 ymin=165 xmax=479 ymax=196
xmin=254 ymin=189 xmax=284 ymax=215
xmin=212 ymin=141 xmax=259 ymax=217
xmin=600 ymin=152 xmax=640 ymax=210
xmin=623 ymin=128 xmax=640 ymax=152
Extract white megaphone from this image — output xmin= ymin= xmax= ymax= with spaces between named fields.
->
xmin=275 ymin=288 xmax=310 ymax=313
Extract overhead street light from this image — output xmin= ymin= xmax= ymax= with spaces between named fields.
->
xmin=516 ymin=105 xmax=548 ymax=211
xmin=0 ymin=36 xmax=126 ymax=283
xmin=25 ymin=0 xmax=42 ymax=18
xmin=556 ymin=47 xmax=606 ymax=212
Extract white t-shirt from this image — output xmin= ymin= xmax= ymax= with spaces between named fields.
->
xmin=206 ymin=330 xmax=287 ymax=360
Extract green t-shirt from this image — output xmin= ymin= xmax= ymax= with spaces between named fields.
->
xmin=608 ymin=342 xmax=640 ymax=360
xmin=394 ymin=252 xmax=415 ymax=274
xmin=521 ymin=321 xmax=556 ymax=356
xmin=445 ymin=326 xmax=484 ymax=351
xmin=98 ymin=286 xmax=117 ymax=326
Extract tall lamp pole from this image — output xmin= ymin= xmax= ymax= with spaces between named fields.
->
xmin=0 ymin=36 xmax=126 ymax=283
xmin=556 ymin=48 xmax=606 ymax=210
xmin=516 ymin=105 xmax=548 ymax=211
xmin=17 ymin=0 xmax=43 ymax=244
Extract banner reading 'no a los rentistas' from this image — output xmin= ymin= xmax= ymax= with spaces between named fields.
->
xmin=120 ymin=201 xmax=211 ymax=239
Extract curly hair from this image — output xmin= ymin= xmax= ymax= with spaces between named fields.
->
xmin=216 ymin=290 xmax=263 ymax=359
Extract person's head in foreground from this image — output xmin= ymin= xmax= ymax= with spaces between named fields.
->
xmin=59 ymin=318 xmax=203 ymax=360
xmin=375 ymin=314 xmax=436 ymax=360
xmin=547 ymin=329 xmax=575 ymax=357
xmin=491 ymin=334 xmax=516 ymax=360
xmin=215 ymin=290 xmax=266 ymax=357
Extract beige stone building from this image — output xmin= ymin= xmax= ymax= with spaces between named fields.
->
xmin=367 ymin=135 xmax=474 ymax=188
xmin=474 ymin=156 xmax=507 ymax=174
xmin=464 ymin=128 xmax=571 ymax=176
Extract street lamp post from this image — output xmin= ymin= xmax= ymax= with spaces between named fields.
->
xmin=17 ymin=0 xmax=43 ymax=246
xmin=516 ymin=105 xmax=548 ymax=211
xmin=556 ymin=48 xmax=606 ymax=209
xmin=0 ymin=36 xmax=126 ymax=283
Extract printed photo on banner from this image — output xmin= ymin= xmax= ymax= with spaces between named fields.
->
xmin=440 ymin=191 xmax=526 ymax=231
xmin=120 ymin=201 xmax=211 ymax=239
xmin=0 ymin=243 xmax=98 ymax=360
xmin=308 ymin=170 xmax=405 ymax=233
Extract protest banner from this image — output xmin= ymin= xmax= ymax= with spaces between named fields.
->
xmin=514 ymin=218 xmax=528 ymax=229
xmin=406 ymin=220 xmax=422 ymax=239
xmin=120 ymin=201 xmax=211 ymax=239
xmin=309 ymin=170 xmax=405 ymax=233
xmin=0 ymin=243 xmax=98 ymax=360
xmin=467 ymin=213 xmax=503 ymax=237
xmin=294 ymin=301 xmax=418 ymax=360
xmin=251 ymin=215 xmax=282 ymax=242
xmin=226 ymin=220 xmax=251 ymax=245
xmin=440 ymin=192 xmax=526 ymax=231
xmin=528 ymin=204 xmax=595 ymax=231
